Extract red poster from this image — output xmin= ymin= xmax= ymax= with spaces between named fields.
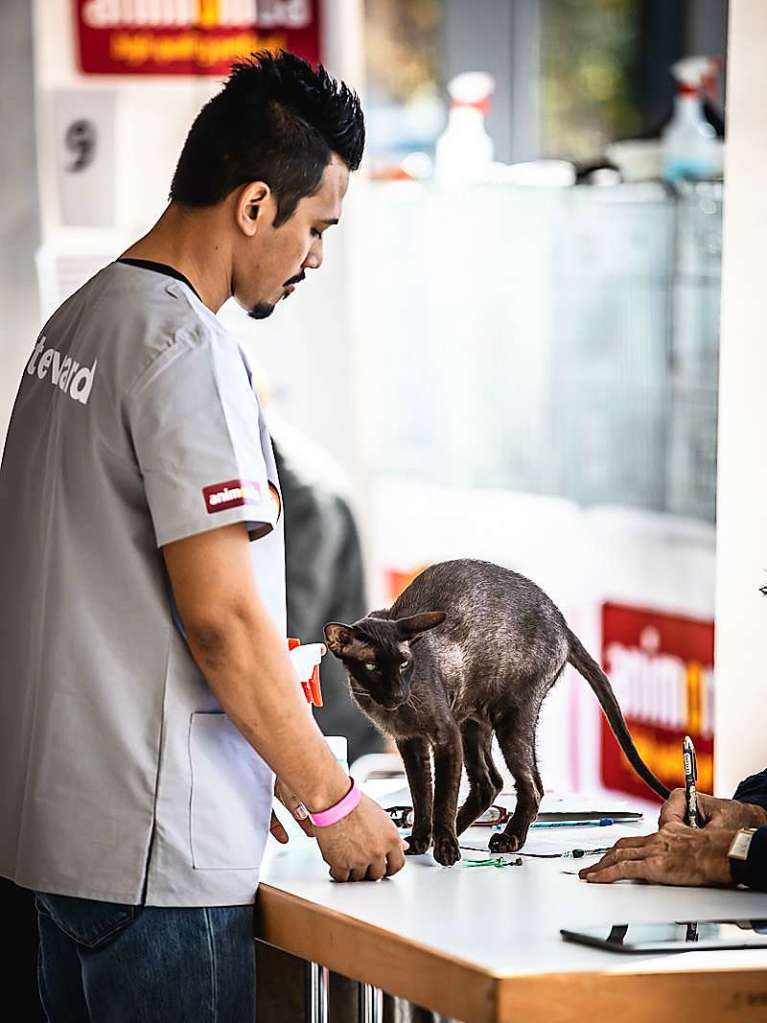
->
xmin=74 ymin=1 xmax=322 ymax=76
xmin=600 ymin=602 xmax=715 ymax=801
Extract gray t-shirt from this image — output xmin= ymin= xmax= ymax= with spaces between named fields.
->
xmin=0 ymin=261 xmax=286 ymax=907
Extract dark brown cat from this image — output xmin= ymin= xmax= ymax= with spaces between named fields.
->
xmin=325 ymin=559 xmax=669 ymax=866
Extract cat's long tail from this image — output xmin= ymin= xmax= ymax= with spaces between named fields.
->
xmin=566 ymin=630 xmax=671 ymax=801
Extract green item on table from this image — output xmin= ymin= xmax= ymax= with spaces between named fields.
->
xmin=465 ymin=856 xmax=523 ymax=869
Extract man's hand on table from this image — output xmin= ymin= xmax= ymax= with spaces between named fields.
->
xmin=270 ymin=777 xmax=406 ymax=882
xmin=579 ymin=789 xmax=767 ymax=887
xmin=579 ymin=821 xmax=735 ymax=886
xmin=315 ymin=794 xmax=406 ymax=883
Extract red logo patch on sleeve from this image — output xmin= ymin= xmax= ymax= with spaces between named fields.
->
xmin=203 ymin=479 xmax=262 ymax=514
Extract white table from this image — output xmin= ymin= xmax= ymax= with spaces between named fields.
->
xmin=256 ymin=822 xmax=767 ymax=1023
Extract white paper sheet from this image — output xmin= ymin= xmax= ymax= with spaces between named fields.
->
xmin=459 ymin=821 xmax=648 ymax=858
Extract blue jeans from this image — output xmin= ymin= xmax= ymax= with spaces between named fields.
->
xmin=33 ymin=891 xmax=256 ymax=1022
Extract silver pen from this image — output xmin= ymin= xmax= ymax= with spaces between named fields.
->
xmin=682 ymin=735 xmax=699 ymax=828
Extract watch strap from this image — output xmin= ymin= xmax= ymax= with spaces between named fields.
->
xmin=729 ymin=826 xmax=767 ymax=889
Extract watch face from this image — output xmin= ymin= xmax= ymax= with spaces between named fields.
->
xmin=730 ymin=829 xmax=756 ymax=861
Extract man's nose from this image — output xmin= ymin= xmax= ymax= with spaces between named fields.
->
xmin=304 ymin=238 xmax=323 ymax=271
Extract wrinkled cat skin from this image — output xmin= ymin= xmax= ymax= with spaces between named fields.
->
xmin=325 ymin=559 xmax=669 ymax=866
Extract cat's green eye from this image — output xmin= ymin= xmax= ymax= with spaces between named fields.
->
xmin=364 ymin=662 xmax=377 ymax=672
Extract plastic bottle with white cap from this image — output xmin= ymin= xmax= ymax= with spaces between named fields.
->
xmin=434 ymin=71 xmax=495 ymax=187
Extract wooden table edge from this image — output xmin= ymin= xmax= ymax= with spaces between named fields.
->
xmin=256 ymin=883 xmax=767 ymax=1023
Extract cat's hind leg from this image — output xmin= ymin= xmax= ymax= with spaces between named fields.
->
xmin=396 ymin=737 xmax=434 ymax=855
xmin=484 ymin=737 xmax=504 ymax=794
xmin=455 ymin=720 xmax=502 ymax=835
xmin=489 ymin=710 xmax=542 ymax=854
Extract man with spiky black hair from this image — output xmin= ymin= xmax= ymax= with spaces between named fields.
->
xmin=0 ymin=50 xmax=404 ymax=1021
xmin=165 ymin=49 xmax=366 ymax=320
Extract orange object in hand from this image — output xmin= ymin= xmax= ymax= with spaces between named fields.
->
xmin=308 ymin=665 xmax=323 ymax=707
xmin=287 ymin=637 xmax=324 ymax=708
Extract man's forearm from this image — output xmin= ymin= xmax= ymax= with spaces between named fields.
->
xmin=187 ymin=610 xmax=351 ymax=813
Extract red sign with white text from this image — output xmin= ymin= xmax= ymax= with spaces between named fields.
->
xmin=74 ymin=1 xmax=322 ymax=76
xmin=600 ymin=602 xmax=715 ymax=800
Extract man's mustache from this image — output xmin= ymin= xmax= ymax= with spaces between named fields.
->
xmin=283 ymin=271 xmax=306 ymax=287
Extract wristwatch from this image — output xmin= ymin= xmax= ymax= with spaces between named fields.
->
xmin=728 ymin=827 xmax=758 ymax=885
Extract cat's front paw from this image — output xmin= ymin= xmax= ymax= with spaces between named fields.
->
xmin=489 ymin=831 xmax=522 ymax=853
xmin=404 ymin=831 xmax=432 ymax=856
xmin=432 ymin=832 xmax=461 ymax=866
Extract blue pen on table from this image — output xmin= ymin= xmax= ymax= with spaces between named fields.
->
xmin=528 ymin=817 xmax=615 ymax=830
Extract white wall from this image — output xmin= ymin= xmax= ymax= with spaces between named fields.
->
xmin=32 ymin=0 xmax=219 ymax=240
xmin=714 ymin=0 xmax=767 ymax=794
xmin=0 ymin=0 xmax=40 ymax=449
xmin=29 ymin=0 xmax=366 ymax=491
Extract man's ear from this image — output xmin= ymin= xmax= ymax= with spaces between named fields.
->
xmin=396 ymin=612 xmax=446 ymax=644
xmin=324 ymin=622 xmax=356 ymax=657
xmin=236 ymin=181 xmax=271 ymax=237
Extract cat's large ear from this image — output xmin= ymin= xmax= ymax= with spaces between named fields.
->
xmin=396 ymin=612 xmax=446 ymax=643
xmin=323 ymin=622 xmax=356 ymax=657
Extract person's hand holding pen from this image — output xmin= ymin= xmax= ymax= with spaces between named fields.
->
xmin=579 ymin=793 xmax=767 ymax=886
xmin=659 ymin=788 xmax=767 ymax=831
xmin=580 ymin=735 xmax=767 ymax=887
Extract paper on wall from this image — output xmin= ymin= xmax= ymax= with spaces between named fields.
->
xmin=52 ymin=89 xmax=116 ymax=228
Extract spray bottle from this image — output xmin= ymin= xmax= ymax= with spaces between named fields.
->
xmin=661 ymin=57 xmax=724 ymax=182
xmin=434 ymin=71 xmax=495 ymax=186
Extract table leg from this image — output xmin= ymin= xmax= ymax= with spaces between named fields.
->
xmin=304 ymin=961 xmax=329 ymax=1023
xmin=358 ymin=982 xmax=383 ymax=1023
